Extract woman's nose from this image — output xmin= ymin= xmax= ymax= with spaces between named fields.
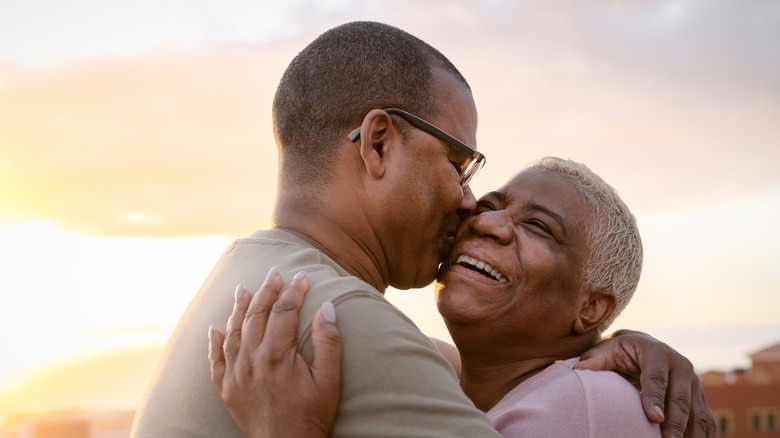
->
xmin=468 ymin=210 xmax=513 ymax=244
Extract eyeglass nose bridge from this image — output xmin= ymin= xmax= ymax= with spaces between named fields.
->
xmin=460 ymin=154 xmax=486 ymax=187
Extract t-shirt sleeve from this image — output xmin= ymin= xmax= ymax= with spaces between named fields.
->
xmin=302 ymin=290 xmax=501 ymax=437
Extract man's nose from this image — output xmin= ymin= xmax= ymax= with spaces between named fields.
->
xmin=457 ymin=184 xmax=477 ymax=218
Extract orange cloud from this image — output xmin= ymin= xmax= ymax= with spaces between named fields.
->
xmin=2 ymin=10 xmax=779 ymax=236
xmin=0 ymin=45 xmax=296 ymax=237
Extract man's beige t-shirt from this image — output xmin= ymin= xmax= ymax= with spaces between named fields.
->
xmin=131 ymin=229 xmax=499 ymax=437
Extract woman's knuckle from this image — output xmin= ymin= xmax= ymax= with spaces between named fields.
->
xmin=272 ymin=298 xmax=297 ymax=313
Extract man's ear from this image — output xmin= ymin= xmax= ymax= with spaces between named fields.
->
xmin=357 ymin=109 xmax=403 ymax=179
xmin=573 ymin=291 xmax=616 ymax=334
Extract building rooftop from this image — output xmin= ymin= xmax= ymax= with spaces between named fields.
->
xmin=750 ymin=341 xmax=780 ymax=361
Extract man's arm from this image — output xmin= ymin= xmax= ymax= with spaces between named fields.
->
xmin=576 ymin=330 xmax=717 ymax=438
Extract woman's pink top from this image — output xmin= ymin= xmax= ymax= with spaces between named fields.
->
xmin=486 ymin=358 xmax=662 ymax=437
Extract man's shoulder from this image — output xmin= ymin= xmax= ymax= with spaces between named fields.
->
xmin=213 ymin=228 xmax=375 ymax=297
xmin=132 ymin=228 xmax=384 ymax=437
xmin=226 ymin=229 xmax=323 ymax=259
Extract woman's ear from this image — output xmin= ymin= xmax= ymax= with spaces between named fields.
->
xmin=357 ymin=109 xmax=403 ymax=179
xmin=573 ymin=291 xmax=617 ymax=334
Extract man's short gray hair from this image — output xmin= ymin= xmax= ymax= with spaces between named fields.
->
xmin=528 ymin=157 xmax=643 ymax=334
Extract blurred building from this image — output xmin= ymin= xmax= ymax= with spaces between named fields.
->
xmin=701 ymin=340 xmax=780 ymax=437
xmin=34 ymin=418 xmax=89 ymax=438
xmin=1 ymin=410 xmax=134 ymax=438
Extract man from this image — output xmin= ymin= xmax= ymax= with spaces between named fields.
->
xmin=209 ymin=157 xmax=673 ymax=437
xmin=132 ymin=21 xmax=713 ymax=437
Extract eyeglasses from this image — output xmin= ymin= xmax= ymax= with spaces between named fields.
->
xmin=348 ymin=108 xmax=486 ymax=187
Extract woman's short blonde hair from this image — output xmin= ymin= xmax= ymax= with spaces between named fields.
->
xmin=528 ymin=157 xmax=643 ymax=334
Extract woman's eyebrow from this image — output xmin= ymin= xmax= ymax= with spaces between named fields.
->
xmin=479 ymin=190 xmax=506 ymax=204
xmin=525 ymin=202 xmax=567 ymax=235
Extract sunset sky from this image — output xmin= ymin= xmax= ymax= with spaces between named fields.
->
xmin=1 ymin=0 xmax=779 ymax=421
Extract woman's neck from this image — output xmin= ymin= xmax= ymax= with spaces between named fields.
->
xmin=458 ymin=356 xmax=559 ymax=412
xmin=454 ymin=332 xmax=601 ymax=412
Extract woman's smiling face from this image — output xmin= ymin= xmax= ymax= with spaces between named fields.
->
xmin=435 ymin=167 xmax=595 ymax=346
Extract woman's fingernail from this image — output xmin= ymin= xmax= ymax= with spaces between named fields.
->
xmin=293 ymin=271 xmax=307 ymax=283
xmin=652 ymin=405 xmax=664 ymax=420
xmin=322 ymin=301 xmax=336 ymax=323
xmin=235 ymin=284 xmax=245 ymax=301
xmin=265 ymin=266 xmax=279 ymax=282
xmin=208 ymin=325 xmax=215 ymax=340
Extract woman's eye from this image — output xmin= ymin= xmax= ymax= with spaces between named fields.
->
xmin=526 ymin=219 xmax=552 ymax=235
xmin=476 ymin=202 xmax=493 ymax=213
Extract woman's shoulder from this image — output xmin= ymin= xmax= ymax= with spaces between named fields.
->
xmin=569 ymin=362 xmax=662 ymax=437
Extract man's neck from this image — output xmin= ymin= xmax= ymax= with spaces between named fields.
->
xmin=273 ymin=199 xmax=390 ymax=293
